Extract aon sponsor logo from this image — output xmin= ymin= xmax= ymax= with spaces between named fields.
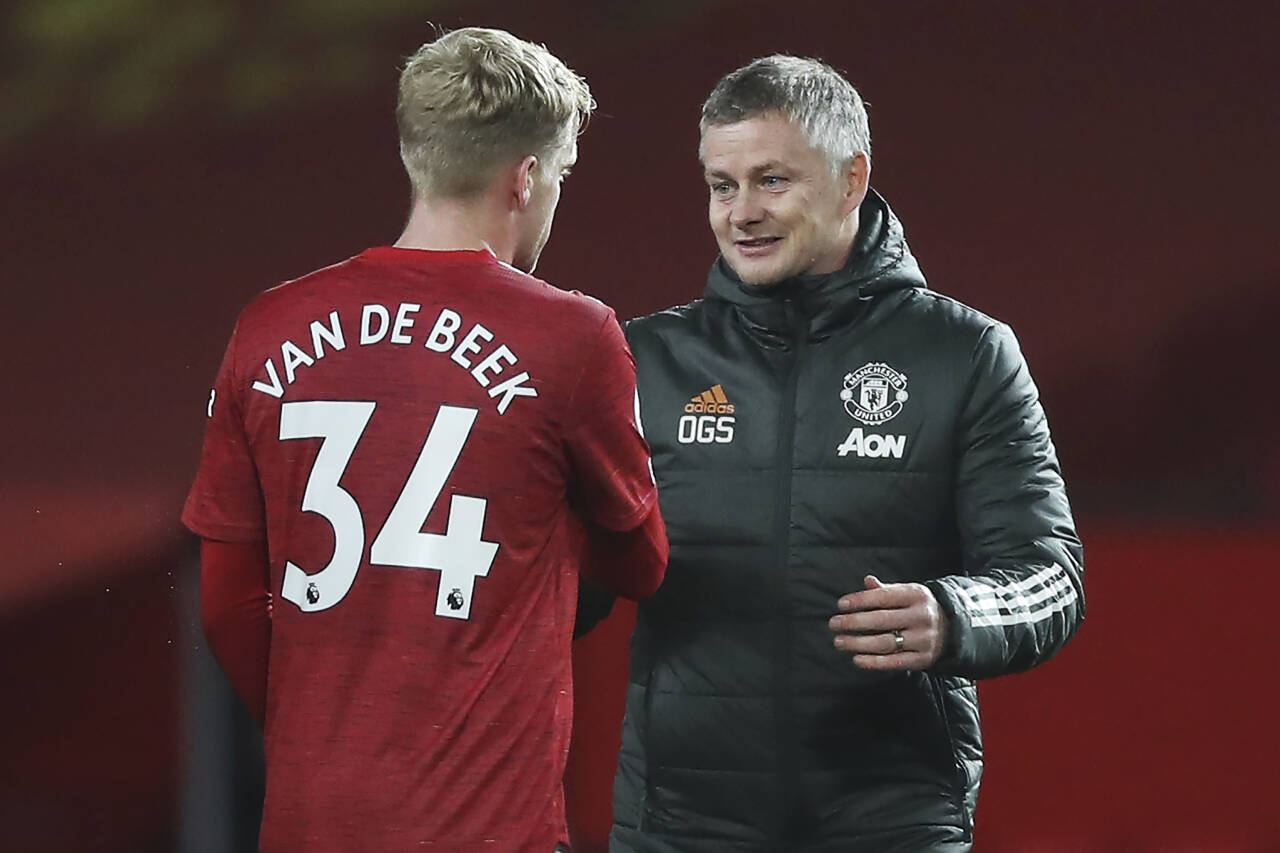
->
xmin=837 ymin=427 xmax=906 ymax=459
xmin=678 ymin=414 xmax=735 ymax=445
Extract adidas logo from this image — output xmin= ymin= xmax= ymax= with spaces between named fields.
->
xmin=678 ymin=384 xmax=736 ymax=445
xmin=684 ymin=384 xmax=736 ymax=415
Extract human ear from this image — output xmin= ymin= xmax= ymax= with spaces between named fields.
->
xmin=513 ymin=154 xmax=539 ymax=209
xmin=843 ymin=153 xmax=871 ymax=215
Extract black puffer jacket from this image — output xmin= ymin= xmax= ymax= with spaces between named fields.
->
xmin=605 ymin=191 xmax=1085 ymax=852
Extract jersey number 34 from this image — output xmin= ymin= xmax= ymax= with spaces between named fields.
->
xmin=279 ymin=400 xmax=499 ymax=620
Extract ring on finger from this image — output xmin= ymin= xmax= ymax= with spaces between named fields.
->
xmin=891 ymin=629 xmax=906 ymax=652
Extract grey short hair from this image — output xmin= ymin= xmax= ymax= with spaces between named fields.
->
xmin=699 ymin=55 xmax=870 ymax=173
xmin=397 ymin=27 xmax=595 ymax=198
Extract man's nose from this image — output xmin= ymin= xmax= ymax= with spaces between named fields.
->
xmin=728 ymin=189 xmax=764 ymax=228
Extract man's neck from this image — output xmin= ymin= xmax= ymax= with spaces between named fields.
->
xmin=394 ymin=195 xmax=515 ymax=263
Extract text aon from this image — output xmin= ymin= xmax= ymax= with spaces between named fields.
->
xmin=836 ymin=427 xmax=907 ymax=459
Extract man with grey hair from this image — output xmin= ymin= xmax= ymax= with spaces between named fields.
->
xmin=581 ymin=54 xmax=1084 ymax=852
xmin=185 ymin=27 xmax=667 ymax=851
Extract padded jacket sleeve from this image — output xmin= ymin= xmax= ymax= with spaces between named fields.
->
xmin=926 ymin=322 xmax=1085 ymax=678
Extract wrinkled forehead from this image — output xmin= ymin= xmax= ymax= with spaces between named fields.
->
xmin=700 ymin=109 xmax=782 ymax=151
xmin=698 ymin=113 xmax=819 ymax=170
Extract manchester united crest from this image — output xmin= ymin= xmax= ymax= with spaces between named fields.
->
xmin=841 ymin=363 xmax=909 ymax=425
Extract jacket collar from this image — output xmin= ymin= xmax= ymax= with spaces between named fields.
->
xmin=703 ymin=189 xmax=927 ymax=341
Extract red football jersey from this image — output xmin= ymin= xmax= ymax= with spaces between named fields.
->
xmin=183 ymin=247 xmax=658 ymax=851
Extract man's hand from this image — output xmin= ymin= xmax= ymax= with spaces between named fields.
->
xmin=828 ymin=575 xmax=949 ymax=670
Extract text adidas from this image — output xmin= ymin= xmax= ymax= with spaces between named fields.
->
xmin=684 ymin=401 xmax=735 ymax=414
xmin=836 ymin=427 xmax=906 ymax=459
xmin=678 ymin=383 xmax=736 ymax=444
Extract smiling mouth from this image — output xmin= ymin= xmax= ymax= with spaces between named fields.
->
xmin=735 ymin=237 xmax=782 ymax=251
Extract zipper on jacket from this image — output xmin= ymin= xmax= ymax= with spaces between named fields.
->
xmin=773 ymin=297 xmax=808 ymax=841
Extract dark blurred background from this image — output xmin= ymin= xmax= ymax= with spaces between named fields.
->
xmin=2 ymin=0 xmax=1277 ymax=850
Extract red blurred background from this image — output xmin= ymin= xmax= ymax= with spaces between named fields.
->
xmin=2 ymin=1 xmax=1277 ymax=850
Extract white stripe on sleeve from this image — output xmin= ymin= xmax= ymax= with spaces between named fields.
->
xmin=948 ymin=564 xmax=1078 ymax=629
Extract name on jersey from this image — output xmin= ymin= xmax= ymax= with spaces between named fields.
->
xmin=249 ymin=304 xmax=538 ymax=414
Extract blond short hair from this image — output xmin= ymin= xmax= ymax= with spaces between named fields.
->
xmin=397 ymin=27 xmax=595 ymax=198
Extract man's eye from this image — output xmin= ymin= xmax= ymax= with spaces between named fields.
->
xmin=710 ymin=182 xmax=734 ymax=195
xmin=762 ymin=175 xmax=787 ymax=188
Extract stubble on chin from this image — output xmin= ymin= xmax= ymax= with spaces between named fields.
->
xmin=729 ymin=257 xmax=786 ymax=287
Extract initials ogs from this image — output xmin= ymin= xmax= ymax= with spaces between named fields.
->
xmin=678 ymin=414 xmax=735 ymax=445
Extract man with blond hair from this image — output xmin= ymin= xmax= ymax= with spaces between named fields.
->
xmin=185 ymin=27 xmax=667 ymax=851
xmin=581 ymin=54 xmax=1084 ymax=852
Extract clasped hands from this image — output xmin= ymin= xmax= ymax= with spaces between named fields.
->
xmin=828 ymin=575 xmax=949 ymax=670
